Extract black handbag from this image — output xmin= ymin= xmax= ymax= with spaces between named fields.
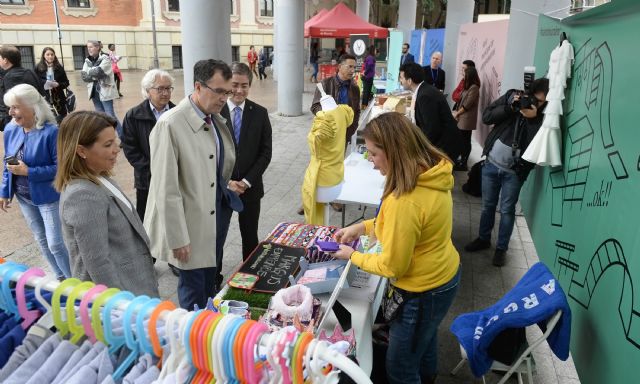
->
xmin=65 ymin=89 xmax=76 ymax=113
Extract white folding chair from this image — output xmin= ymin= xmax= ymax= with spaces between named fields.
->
xmin=450 ymin=309 xmax=563 ymax=384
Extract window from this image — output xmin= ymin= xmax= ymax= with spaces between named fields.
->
xmin=232 ymin=46 xmax=240 ymax=63
xmin=72 ymin=45 xmax=87 ymax=70
xmin=263 ymin=46 xmax=273 ymax=66
xmin=16 ymin=46 xmax=34 ymax=70
xmin=172 ymin=46 xmax=183 ymax=69
xmin=0 ymin=0 xmax=26 ymax=4
xmin=167 ymin=0 xmax=179 ymax=12
xmin=259 ymin=0 xmax=273 ymax=17
xmin=67 ymin=0 xmax=90 ymax=8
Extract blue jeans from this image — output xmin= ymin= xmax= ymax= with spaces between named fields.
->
xmin=91 ymin=96 xmax=122 ymax=138
xmin=386 ymin=268 xmax=461 ymax=383
xmin=16 ymin=195 xmax=71 ymax=279
xmin=479 ymin=161 xmax=523 ymax=250
xmin=177 ymin=266 xmax=217 ymax=310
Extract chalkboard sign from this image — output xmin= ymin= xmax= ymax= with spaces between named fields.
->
xmin=228 ymin=242 xmax=305 ymax=293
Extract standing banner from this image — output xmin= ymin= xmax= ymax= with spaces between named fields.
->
xmin=350 ymin=34 xmax=369 ymax=72
xmin=410 ymin=29 xmax=426 ymax=65
xmin=386 ymin=30 xmax=404 ymax=93
xmin=425 ymin=28 xmax=445 ymax=63
xmin=455 ymin=19 xmax=509 ymax=143
xmin=520 ymin=3 xmax=640 ymax=383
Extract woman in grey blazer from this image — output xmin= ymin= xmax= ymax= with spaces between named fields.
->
xmin=54 ymin=111 xmax=158 ymax=297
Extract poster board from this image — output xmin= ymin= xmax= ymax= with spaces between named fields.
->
xmin=425 ymin=28 xmax=445 ymax=64
xmin=520 ymin=2 xmax=640 ymax=382
xmin=385 ymin=30 xmax=404 ymax=93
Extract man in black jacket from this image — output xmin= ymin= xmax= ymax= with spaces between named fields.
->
xmin=220 ymin=62 xmax=272 ymax=286
xmin=400 ymin=62 xmax=460 ymax=161
xmin=423 ymin=51 xmax=445 ymax=91
xmin=0 ymin=45 xmax=46 ymax=131
xmin=465 ymin=78 xmax=549 ymax=267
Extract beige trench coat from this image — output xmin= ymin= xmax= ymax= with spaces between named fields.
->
xmin=144 ymin=97 xmax=236 ymax=270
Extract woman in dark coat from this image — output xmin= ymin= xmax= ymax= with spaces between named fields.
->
xmin=35 ymin=47 xmax=70 ymax=123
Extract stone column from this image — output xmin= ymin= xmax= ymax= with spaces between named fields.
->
xmin=356 ymin=0 xmax=370 ymax=22
xmin=275 ymin=0 xmax=304 ymax=116
xmin=179 ymin=0 xmax=231 ymax=95
xmin=501 ymin=0 xmax=571 ymax=90
xmin=397 ymin=0 xmax=417 ymax=44
xmin=442 ymin=0 xmax=474 ymax=98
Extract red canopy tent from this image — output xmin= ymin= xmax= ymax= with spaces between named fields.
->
xmin=304 ymin=9 xmax=328 ymax=36
xmin=305 ymin=3 xmax=389 ymax=39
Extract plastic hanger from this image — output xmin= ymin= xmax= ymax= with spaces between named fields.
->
xmin=112 ymin=295 xmax=150 ymax=380
xmin=16 ymin=267 xmax=46 ymax=329
xmin=79 ymin=284 xmax=107 ymax=343
xmin=210 ymin=314 xmax=234 ymax=382
xmin=189 ymin=310 xmax=211 ymax=383
xmin=103 ymin=290 xmax=135 ymax=353
xmin=174 ymin=311 xmax=200 ymax=383
xmin=67 ymin=281 xmax=95 ymax=343
xmin=34 ymin=274 xmax=58 ymax=329
xmin=136 ymin=297 xmax=161 ymax=356
xmin=91 ymin=287 xmax=120 ymax=343
xmin=158 ymin=308 xmax=188 ymax=379
xmin=52 ymin=278 xmax=81 ymax=337
xmin=243 ymin=321 xmax=269 ymax=383
xmin=304 ymin=339 xmax=319 ymax=384
xmin=148 ymin=300 xmax=176 ymax=359
xmin=223 ymin=316 xmax=246 ymax=382
xmin=233 ymin=320 xmax=255 ymax=382
xmin=0 ymin=263 xmax=28 ymax=319
xmin=204 ymin=312 xmax=223 ymax=383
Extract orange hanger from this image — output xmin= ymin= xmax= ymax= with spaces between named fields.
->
xmin=148 ymin=300 xmax=177 ymax=359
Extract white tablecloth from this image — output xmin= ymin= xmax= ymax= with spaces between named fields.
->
xmin=334 ymin=152 xmax=385 ymax=208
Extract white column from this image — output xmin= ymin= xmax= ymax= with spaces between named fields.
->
xmin=275 ymin=0 xmax=304 ymax=116
xmin=442 ymin=0 xmax=474 ymax=98
xmin=501 ymin=0 xmax=571 ymax=90
xmin=356 ymin=0 xmax=370 ymax=22
xmin=397 ymin=0 xmax=417 ymax=44
xmin=179 ymin=0 xmax=231 ymax=95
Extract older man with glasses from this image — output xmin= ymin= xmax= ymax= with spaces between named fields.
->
xmin=145 ymin=60 xmax=239 ymax=309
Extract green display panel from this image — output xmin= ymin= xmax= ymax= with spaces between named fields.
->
xmin=520 ymin=2 xmax=640 ymax=382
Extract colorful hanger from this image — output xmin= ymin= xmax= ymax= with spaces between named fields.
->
xmin=79 ymin=284 xmax=107 ymax=343
xmin=136 ymin=297 xmax=161 ymax=355
xmin=103 ymin=290 xmax=135 ymax=353
xmin=52 ymin=278 xmax=81 ymax=336
xmin=67 ymin=281 xmax=95 ymax=343
xmin=34 ymin=274 xmax=58 ymax=329
xmin=148 ymin=300 xmax=176 ymax=359
xmin=243 ymin=321 xmax=269 ymax=383
xmin=0 ymin=262 xmax=28 ymax=319
xmin=189 ymin=310 xmax=212 ymax=383
xmin=160 ymin=308 xmax=188 ymax=378
xmin=204 ymin=311 xmax=223 ymax=383
xmin=224 ymin=316 xmax=246 ymax=382
xmin=233 ymin=320 xmax=255 ymax=382
xmin=112 ymin=295 xmax=150 ymax=380
xmin=16 ymin=267 xmax=45 ymax=329
xmin=91 ymin=287 xmax=120 ymax=343
xmin=210 ymin=314 xmax=234 ymax=382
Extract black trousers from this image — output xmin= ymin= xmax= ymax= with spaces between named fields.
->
xmin=135 ymin=188 xmax=149 ymax=222
xmin=362 ymin=77 xmax=374 ymax=106
xmin=459 ymin=129 xmax=473 ymax=161
xmin=238 ymin=198 xmax=261 ymax=260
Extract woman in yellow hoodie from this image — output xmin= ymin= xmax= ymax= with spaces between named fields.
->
xmin=334 ymin=112 xmax=461 ymax=384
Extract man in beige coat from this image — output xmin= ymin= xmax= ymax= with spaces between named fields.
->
xmin=145 ymin=59 xmax=236 ymax=310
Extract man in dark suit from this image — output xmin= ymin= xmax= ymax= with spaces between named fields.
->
xmin=400 ymin=62 xmax=460 ymax=161
xmin=401 ymin=43 xmax=415 ymax=65
xmin=423 ymin=51 xmax=445 ymax=92
xmin=221 ymin=62 xmax=273 ymax=265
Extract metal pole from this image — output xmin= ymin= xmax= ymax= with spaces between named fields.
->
xmin=150 ymin=0 xmax=160 ymax=68
xmin=52 ymin=0 xmax=65 ymax=66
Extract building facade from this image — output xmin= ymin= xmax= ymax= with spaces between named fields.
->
xmin=0 ymin=0 xmax=275 ymax=71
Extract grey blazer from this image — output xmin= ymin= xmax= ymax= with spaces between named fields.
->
xmin=59 ymin=178 xmax=159 ymax=297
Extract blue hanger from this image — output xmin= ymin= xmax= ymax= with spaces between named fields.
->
xmin=103 ymin=290 xmax=135 ymax=354
xmin=0 ymin=263 xmax=28 ymax=320
xmin=136 ymin=297 xmax=161 ymax=356
xmin=112 ymin=295 xmax=150 ymax=380
xmin=0 ymin=261 xmax=18 ymax=312
xmin=183 ymin=309 xmax=202 ymax=367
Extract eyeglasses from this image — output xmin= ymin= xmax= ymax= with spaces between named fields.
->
xmin=198 ymin=81 xmax=233 ymax=97
xmin=150 ymin=86 xmax=174 ymax=94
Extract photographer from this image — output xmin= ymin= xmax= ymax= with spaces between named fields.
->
xmin=464 ymin=78 xmax=548 ymax=267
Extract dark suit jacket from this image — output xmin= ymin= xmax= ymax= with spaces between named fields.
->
xmin=414 ymin=82 xmax=461 ymax=160
xmin=401 ymin=53 xmax=415 ymax=65
xmin=423 ymin=66 xmax=446 ymax=91
xmin=221 ymin=99 xmax=273 ymax=201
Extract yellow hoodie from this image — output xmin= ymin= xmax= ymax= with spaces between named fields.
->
xmin=301 ymin=105 xmax=354 ymax=224
xmin=350 ymin=160 xmax=460 ymax=292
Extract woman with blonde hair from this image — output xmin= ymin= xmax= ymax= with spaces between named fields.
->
xmin=55 ymin=110 xmax=158 ymax=296
xmin=0 ymin=84 xmax=71 ymax=279
xmin=333 ymin=112 xmax=461 ymax=384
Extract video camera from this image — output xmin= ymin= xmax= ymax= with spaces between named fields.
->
xmin=511 ymin=66 xmax=537 ymax=111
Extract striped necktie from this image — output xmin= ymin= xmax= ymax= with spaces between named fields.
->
xmin=233 ymin=106 xmax=242 ymax=144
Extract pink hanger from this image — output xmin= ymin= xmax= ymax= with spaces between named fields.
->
xmin=79 ymin=284 xmax=108 ymax=343
xmin=16 ymin=267 xmax=46 ymax=329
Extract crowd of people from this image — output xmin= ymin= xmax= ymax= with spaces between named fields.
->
xmin=0 ymin=37 xmax=549 ymax=383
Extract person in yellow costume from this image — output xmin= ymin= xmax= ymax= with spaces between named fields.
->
xmin=301 ymin=93 xmax=354 ymax=225
xmin=333 ymin=112 xmax=460 ymax=384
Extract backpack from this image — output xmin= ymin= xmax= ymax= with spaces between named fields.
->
xmin=462 ymin=160 xmax=484 ymax=197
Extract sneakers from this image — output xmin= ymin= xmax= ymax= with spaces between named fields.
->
xmin=492 ymin=249 xmax=506 ymax=267
xmin=464 ymin=238 xmax=491 ymax=252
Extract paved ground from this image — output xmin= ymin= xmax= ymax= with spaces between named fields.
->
xmin=0 ymin=70 xmax=580 ymax=383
